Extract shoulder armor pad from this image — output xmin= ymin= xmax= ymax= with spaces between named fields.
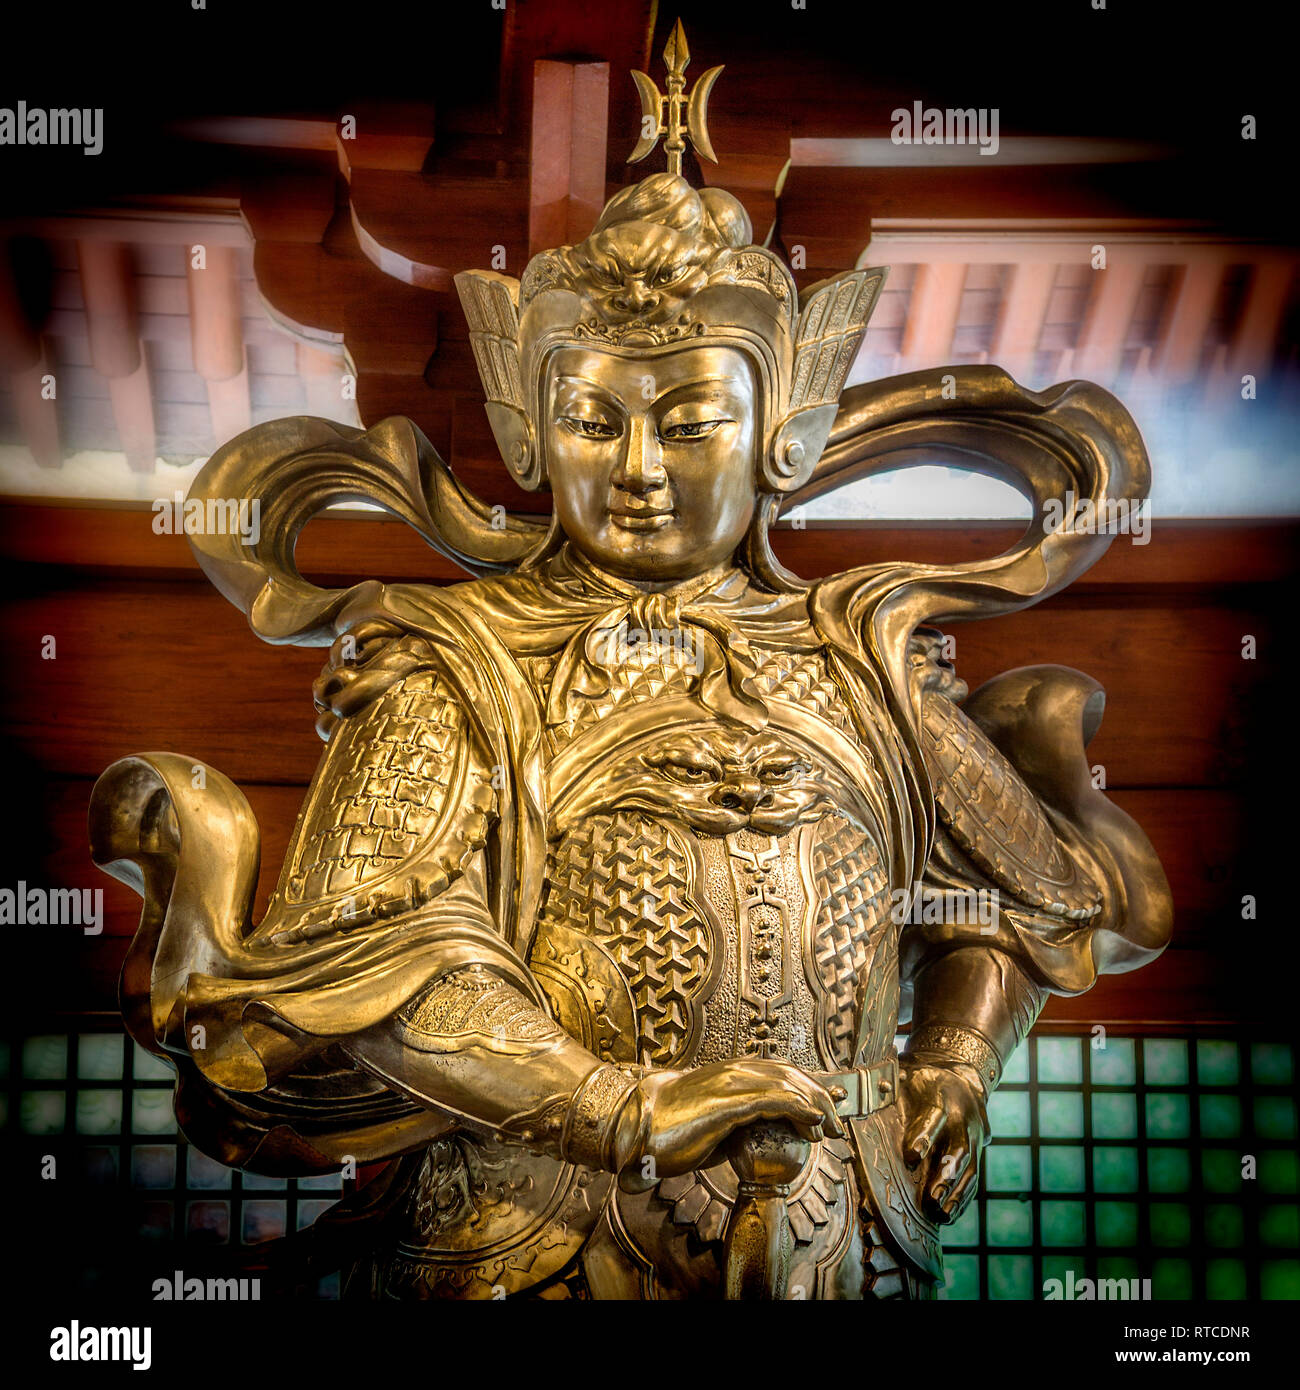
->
xmin=258 ymin=668 xmax=496 ymax=944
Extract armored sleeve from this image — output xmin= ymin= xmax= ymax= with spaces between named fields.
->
xmin=896 ymin=628 xmax=1171 ymax=1091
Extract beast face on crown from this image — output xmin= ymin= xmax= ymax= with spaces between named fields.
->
xmin=518 ymin=174 xmax=790 ymax=338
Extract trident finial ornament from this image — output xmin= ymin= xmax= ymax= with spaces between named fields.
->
xmin=628 ymin=17 xmax=722 ymax=176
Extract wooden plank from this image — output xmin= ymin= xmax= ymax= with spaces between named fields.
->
xmin=944 ymin=598 xmax=1278 ymax=788
xmin=2 ymin=504 xmax=1294 ymax=590
xmin=0 ymin=572 xmax=1280 ymax=786
xmin=0 ymin=581 xmax=326 ymax=785
xmin=1108 ymin=789 xmax=1241 ymax=944
xmin=1041 ymin=948 xmax=1264 ymax=1029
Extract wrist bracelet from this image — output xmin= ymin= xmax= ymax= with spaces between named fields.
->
xmin=907 ymin=1023 xmax=1003 ymax=1093
xmin=561 ymin=1064 xmax=639 ymax=1170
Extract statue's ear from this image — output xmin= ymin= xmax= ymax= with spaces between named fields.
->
xmin=482 ymin=402 xmax=540 ymax=490
xmin=455 ymin=270 xmax=544 ymax=490
xmin=762 ymin=266 xmax=888 ymax=492
xmin=766 ymin=403 xmax=838 ymax=491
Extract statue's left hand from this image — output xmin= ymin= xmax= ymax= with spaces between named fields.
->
xmin=897 ymin=1057 xmax=990 ymax=1225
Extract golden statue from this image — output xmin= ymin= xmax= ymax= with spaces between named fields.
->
xmin=90 ymin=26 xmax=1171 ymax=1300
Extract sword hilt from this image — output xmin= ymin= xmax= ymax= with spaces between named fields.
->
xmin=721 ymin=1121 xmax=809 ymax=1301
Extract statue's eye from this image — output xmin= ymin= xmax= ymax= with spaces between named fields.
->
xmin=760 ymin=762 xmax=801 ymax=783
xmin=655 ymin=263 xmax=684 ymax=286
xmin=666 ymin=761 xmax=718 ymax=784
xmin=661 ymin=420 xmax=724 ymax=441
xmin=563 ymin=417 xmax=619 ymax=440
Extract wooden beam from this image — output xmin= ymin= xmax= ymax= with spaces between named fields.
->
xmin=990 ymin=261 xmax=1057 ymax=384
xmin=9 ymin=357 xmax=62 ymax=469
xmin=1152 ymin=260 xmax=1223 ymax=384
xmin=77 ymin=240 xmax=156 ymax=472
xmin=348 ymin=171 xmax=527 ymax=290
xmin=205 ymin=368 xmax=252 ymax=445
xmin=790 ymin=137 xmax=1177 ymax=169
xmin=0 ymin=568 xmax=1280 ymax=790
xmin=898 ymin=261 xmax=967 ymax=372
xmin=11 ymin=202 xmax=247 ymax=247
xmin=105 ymin=363 xmax=158 ymax=474
xmin=187 ymin=244 xmax=251 ymax=443
xmin=528 ymin=60 xmax=610 ymax=259
xmin=186 ymin=245 xmax=244 ymax=382
xmin=0 ymin=249 xmax=61 ymax=468
xmin=77 ymin=241 xmax=140 ymax=380
xmin=1226 ymin=257 xmax=1294 ymax=380
xmin=1074 ymin=259 xmax=1145 ymax=384
xmin=2 ymin=504 xmax=1295 ymax=590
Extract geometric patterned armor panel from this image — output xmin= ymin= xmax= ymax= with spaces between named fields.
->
xmin=920 ymin=692 xmax=1101 ymax=919
xmin=259 ymin=669 xmax=493 ymax=945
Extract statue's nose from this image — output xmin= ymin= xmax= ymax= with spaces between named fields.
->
xmin=714 ymin=777 xmax=768 ymax=813
xmin=614 ymin=416 xmax=667 ymax=493
xmin=613 ymin=280 xmax=658 ymax=314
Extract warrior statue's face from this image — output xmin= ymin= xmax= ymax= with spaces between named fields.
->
xmin=545 ymin=343 xmax=759 ymax=582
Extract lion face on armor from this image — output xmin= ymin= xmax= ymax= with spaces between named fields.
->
xmin=553 ymin=719 xmax=846 ymax=837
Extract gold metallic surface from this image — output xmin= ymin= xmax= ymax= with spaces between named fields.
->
xmin=90 ymin=29 xmax=1171 ymax=1300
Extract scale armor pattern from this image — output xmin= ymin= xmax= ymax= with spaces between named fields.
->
xmin=537 ymin=811 xmax=713 ymax=1067
xmin=749 ymin=646 xmax=858 ymax=737
xmin=921 ymin=692 xmax=1101 ymax=919
xmin=808 ymin=817 xmax=894 ymax=1067
xmin=263 ymin=670 xmax=478 ymax=941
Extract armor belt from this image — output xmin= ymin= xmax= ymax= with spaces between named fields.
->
xmin=819 ymin=1056 xmax=898 ymax=1119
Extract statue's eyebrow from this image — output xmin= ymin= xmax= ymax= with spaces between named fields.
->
xmin=553 ymin=375 xmax=621 ymax=403
xmin=552 ymin=373 xmax=744 ymax=408
xmin=654 ymin=377 xmax=745 ymax=407
xmin=659 ymin=376 xmax=741 ymax=392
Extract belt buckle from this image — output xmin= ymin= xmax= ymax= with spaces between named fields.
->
xmin=826 ymin=1056 xmax=899 ymax=1118
xmin=828 ymin=1070 xmax=860 ymax=1118
xmin=867 ymin=1055 xmax=899 ymax=1113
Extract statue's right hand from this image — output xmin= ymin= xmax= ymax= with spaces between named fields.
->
xmin=612 ymin=1058 xmax=843 ymax=1190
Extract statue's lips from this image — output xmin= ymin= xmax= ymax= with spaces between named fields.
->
xmin=609 ymin=506 xmax=675 ymax=532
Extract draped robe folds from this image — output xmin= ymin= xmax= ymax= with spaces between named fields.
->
xmin=92 ymin=544 xmax=1168 ymax=1179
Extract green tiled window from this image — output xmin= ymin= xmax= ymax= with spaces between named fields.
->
xmin=1039 ymin=1146 xmax=1085 ymax=1192
xmin=1096 ymin=1201 xmax=1140 ymax=1246
xmin=934 ymin=1035 xmax=1300 ymax=1301
xmin=1144 ymin=1039 xmax=1190 ymax=1086
xmin=986 ymin=1144 xmax=1032 ymax=1192
xmin=6 ymin=1026 xmax=1296 ymax=1303
xmin=3 ymin=1028 xmax=345 ymax=1298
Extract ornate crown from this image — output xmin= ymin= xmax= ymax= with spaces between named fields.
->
xmin=455 ymin=23 xmax=885 ymax=494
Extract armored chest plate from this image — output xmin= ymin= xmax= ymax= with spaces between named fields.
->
xmin=529 ymin=807 xmax=897 ymax=1073
xmin=526 ymin=633 xmax=902 ymax=1074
